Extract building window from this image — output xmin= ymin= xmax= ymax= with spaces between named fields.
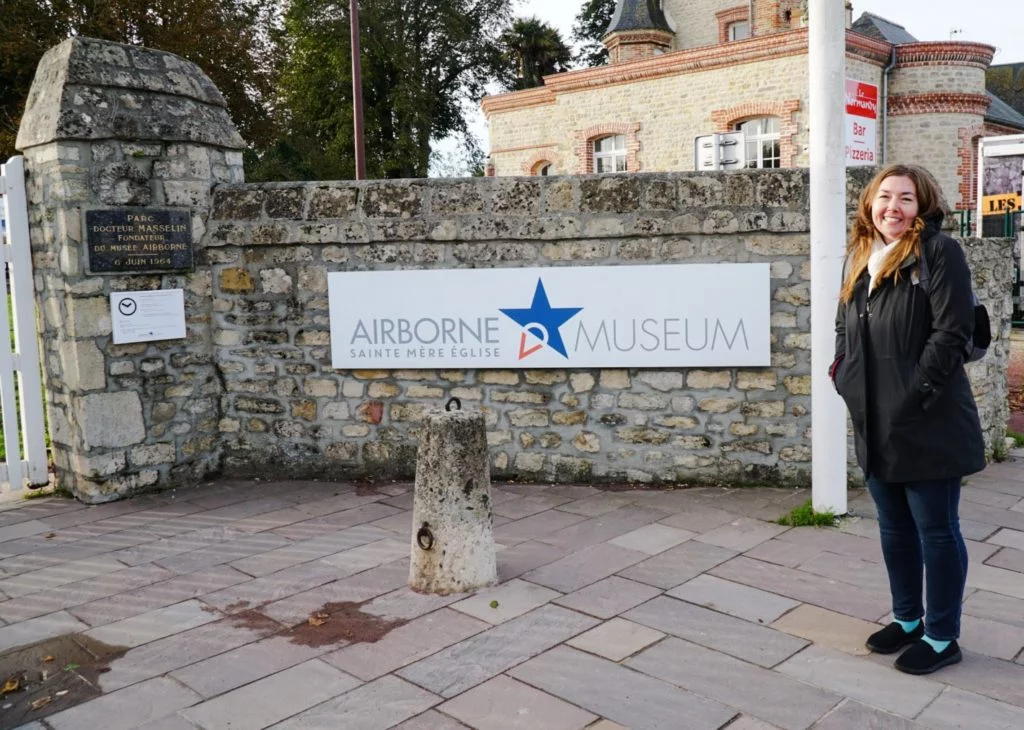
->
xmin=728 ymin=21 xmax=749 ymax=40
xmin=575 ymin=123 xmax=640 ymax=174
xmin=530 ymin=160 xmax=553 ymax=176
xmin=594 ymin=135 xmax=627 ymax=173
xmin=736 ymin=117 xmax=781 ymax=168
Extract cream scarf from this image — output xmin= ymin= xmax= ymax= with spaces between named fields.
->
xmin=867 ymin=238 xmax=900 ymax=293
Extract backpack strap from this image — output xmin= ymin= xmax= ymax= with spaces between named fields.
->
xmin=916 ymin=241 xmax=931 ymax=294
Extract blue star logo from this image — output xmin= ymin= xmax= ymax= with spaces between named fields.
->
xmin=499 ymin=279 xmax=583 ymax=359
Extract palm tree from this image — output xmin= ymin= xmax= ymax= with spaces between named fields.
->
xmin=499 ymin=17 xmax=572 ymax=91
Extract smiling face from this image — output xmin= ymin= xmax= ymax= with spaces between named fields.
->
xmin=871 ymin=175 xmax=920 ymax=244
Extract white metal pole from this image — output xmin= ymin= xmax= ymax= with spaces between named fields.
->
xmin=809 ymin=0 xmax=848 ymax=514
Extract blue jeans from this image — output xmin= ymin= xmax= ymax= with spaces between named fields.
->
xmin=866 ymin=475 xmax=968 ymax=641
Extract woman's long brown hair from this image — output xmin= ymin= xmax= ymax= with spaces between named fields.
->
xmin=839 ymin=164 xmax=945 ymax=303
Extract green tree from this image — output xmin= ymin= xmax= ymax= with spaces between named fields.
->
xmin=571 ymin=0 xmax=616 ymax=68
xmin=258 ymin=0 xmax=512 ymax=181
xmin=1 ymin=0 xmax=72 ymax=156
xmin=497 ymin=17 xmax=572 ymax=91
xmin=0 ymin=0 xmax=279 ymax=159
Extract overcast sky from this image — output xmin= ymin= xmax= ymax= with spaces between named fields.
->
xmin=433 ymin=0 xmax=1024 ymax=174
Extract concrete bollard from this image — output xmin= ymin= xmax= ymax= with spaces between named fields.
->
xmin=409 ymin=398 xmax=497 ymax=594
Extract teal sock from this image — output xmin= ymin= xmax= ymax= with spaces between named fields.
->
xmin=895 ymin=618 xmax=921 ymax=633
xmin=923 ymin=635 xmax=950 ymax=653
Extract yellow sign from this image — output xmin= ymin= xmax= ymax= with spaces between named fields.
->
xmin=982 ymin=193 xmax=1021 ymax=214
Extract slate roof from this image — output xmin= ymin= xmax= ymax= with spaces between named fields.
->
xmin=605 ymin=0 xmax=672 ymax=36
xmin=851 ymin=12 xmax=918 ymax=44
xmin=986 ymin=91 xmax=1024 ymax=130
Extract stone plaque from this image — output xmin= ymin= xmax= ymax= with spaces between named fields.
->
xmin=85 ymin=209 xmax=193 ymax=273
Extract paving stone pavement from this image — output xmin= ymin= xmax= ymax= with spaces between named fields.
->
xmin=1 ymin=458 xmax=1024 ymax=729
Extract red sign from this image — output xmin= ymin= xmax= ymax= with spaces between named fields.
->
xmin=845 ymin=80 xmax=878 ymax=120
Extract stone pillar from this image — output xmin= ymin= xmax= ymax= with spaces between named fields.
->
xmin=409 ymin=404 xmax=497 ymax=594
xmin=16 ymin=37 xmax=244 ymax=503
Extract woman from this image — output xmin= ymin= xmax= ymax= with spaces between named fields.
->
xmin=831 ymin=163 xmax=985 ymax=675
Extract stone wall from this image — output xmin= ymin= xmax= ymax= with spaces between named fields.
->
xmin=662 ymin=0 xmax=733 ymax=50
xmin=207 ymin=171 xmax=821 ymax=486
xmin=962 ymin=237 xmax=1013 ymax=447
xmin=16 ymin=37 xmax=1014 ymax=502
xmin=887 ymin=112 xmax=980 ymax=210
xmin=203 ymin=170 xmax=1012 ymax=488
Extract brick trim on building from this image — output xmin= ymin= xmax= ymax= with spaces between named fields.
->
xmin=491 ymin=142 xmax=558 ymax=156
xmin=482 ymin=29 xmax=890 ymax=117
xmin=845 ymin=31 xmax=893 ymax=65
xmin=888 ymin=92 xmax=991 ymax=117
xmin=895 ymin=41 xmax=996 ymax=70
xmin=716 ymin=6 xmax=749 ymax=44
xmin=956 ymin=123 xmax=985 ymax=211
xmin=605 ymin=30 xmax=674 ymax=64
xmin=984 ymin=122 xmax=1024 ymax=136
xmin=711 ymin=99 xmax=801 ymax=167
xmin=574 ymin=122 xmax=641 ymax=174
xmin=481 ymin=87 xmax=555 ymax=118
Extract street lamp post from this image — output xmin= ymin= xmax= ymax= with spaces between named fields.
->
xmin=809 ymin=0 xmax=848 ymax=514
xmin=350 ymin=0 xmax=367 ymax=180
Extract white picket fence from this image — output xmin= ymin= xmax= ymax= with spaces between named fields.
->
xmin=0 ymin=156 xmax=49 ymax=490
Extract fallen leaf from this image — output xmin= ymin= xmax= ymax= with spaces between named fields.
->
xmin=308 ymin=612 xmax=329 ymax=627
xmin=489 ymin=600 xmax=499 ymax=609
xmin=62 ymin=663 xmax=79 ymax=672
xmin=2 ymin=677 xmax=19 ymax=694
xmin=31 ymin=696 xmax=52 ymax=711
xmin=44 ymin=533 xmax=56 ymax=539
xmin=43 ymin=656 xmax=54 ymax=663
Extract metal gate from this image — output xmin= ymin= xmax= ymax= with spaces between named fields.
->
xmin=0 ymin=156 xmax=49 ymax=490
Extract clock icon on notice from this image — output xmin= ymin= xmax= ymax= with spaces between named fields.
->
xmin=118 ymin=297 xmax=138 ymax=316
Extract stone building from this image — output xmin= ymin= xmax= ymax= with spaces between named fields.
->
xmin=482 ymin=0 xmax=1024 ymax=212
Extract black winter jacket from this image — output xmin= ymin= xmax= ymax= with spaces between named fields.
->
xmin=832 ymin=216 xmax=986 ymax=482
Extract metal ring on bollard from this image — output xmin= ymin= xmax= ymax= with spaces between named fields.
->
xmin=445 ymin=397 xmax=462 ymax=412
xmin=416 ymin=523 xmax=435 ymax=551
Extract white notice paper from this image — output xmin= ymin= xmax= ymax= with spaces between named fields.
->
xmin=111 ymin=289 xmax=186 ymax=345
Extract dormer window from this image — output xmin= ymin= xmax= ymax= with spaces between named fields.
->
xmin=717 ymin=7 xmax=751 ymax=44
xmin=728 ymin=21 xmax=750 ymax=41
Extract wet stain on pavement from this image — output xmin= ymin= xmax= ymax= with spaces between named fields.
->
xmin=286 ymin=601 xmax=407 ymax=648
xmin=0 ymin=634 xmax=127 ymax=729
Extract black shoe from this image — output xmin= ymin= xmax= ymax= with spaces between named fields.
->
xmin=894 ymin=639 xmax=962 ymax=675
xmin=865 ymin=621 xmax=924 ymax=654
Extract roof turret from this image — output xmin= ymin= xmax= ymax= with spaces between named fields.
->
xmin=604 ymin=0 xmax=673 ymax=37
